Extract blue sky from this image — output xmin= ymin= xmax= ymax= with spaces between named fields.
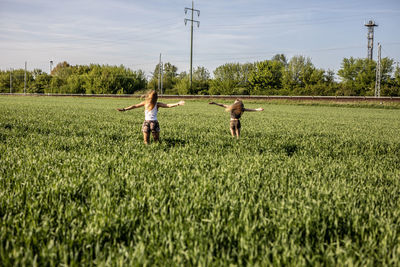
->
xmin=0 ymin=0 xmax=399 ymax=77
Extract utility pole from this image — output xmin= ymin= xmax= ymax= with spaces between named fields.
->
xmin=24 ymin=61 xmax=27 ymax=94
xmin=158 ymin=53 xmax=163 ymax=95
xmin=49 ymin=60 xmax=53 ymax=74
xmin=375 ymin=43 xmax=381 ymax=97
xmin=364 ymin=20 xmax=378 ymax=60
xmin=158 ymin=55 xmax=160 ymax=93
xmin=10 ymin=68 xmax=12 ymax=93
xmin=161 ymin=61 xmax=163 ymax=95
xmin=184 ymin=1 xmax=200 ymax=92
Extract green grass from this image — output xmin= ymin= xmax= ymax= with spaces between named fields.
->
xmin=265 ymin=99 xmax=400 ymax=109
xmin=1 ymin=96 xmax=400 ymax=266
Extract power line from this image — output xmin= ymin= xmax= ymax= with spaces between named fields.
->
xmin=380 ymin=44 xmax=399 ymax=64
xmin=202 ymin=14 xmax=379 ymax=30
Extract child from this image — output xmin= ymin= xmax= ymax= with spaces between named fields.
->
xmin=117 ymin=90 xmax=185 ymax=144
xmin=209 ymin=99 xmax=264 ymax=139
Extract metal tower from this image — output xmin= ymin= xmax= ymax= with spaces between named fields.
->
xmin=364 ymin=20 xmax=378 ymax=60
xmin=184 ymin=1 xmax=200 ymax=92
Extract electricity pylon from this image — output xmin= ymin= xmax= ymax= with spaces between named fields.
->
xmin=184 ymin=1 xmax=200 ymax=92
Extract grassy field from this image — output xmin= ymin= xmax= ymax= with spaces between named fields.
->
xmin=1 ymin=96 xmax=400 ymax=266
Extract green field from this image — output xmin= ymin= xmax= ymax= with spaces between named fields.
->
xmin=1 ymin=96 xmax=400 ymax=266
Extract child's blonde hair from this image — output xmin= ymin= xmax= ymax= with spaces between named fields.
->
xmin=145 ymin=90 xmax=158 ymax=111
xmin=226 ymin=98 xmax=244 ymax=116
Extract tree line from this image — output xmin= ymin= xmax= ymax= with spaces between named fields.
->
xmin=1 ymin=54 xmax=399 ymax=96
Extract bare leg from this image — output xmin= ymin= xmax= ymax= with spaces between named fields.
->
xmin=143 ymin=132 xmax=150 ymax=144
xmin=152 ymin=132 xmax=160 ymax=143
xmin=235 ymin=128 xmax=240 ymax=139
xmin=230 ymin=128 xmax=236 ymax=138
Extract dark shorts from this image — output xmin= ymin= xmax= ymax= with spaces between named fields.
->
xmin=142 ymin=120 xmax=160 ymax=133
xmin=230 ymin=119 xmax=241 ymax=131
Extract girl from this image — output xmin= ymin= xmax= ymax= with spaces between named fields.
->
xmin=209 ymin=99 xmax=264 ymax=139
xmin=117 ymin=90 xmax=185 ymax=144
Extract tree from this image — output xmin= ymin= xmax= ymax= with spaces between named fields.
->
xmin=31 ymin=73 xmax=51 ymax=93
xmin=298 ymin=68 xmax=339 ymax=96
xmin=324 ymin=69 xmax=335 ymax=84
xmin=148 ymin=62 xmax=178 ymax=93
xmin=354 ymin=59 xmax=376 ymax=95
xmin=395 ymin=64 xmax=400 ymax=85
xmin=0 ymin=70 xmax=10 ymax=93
xmin=48 ymin=76 xmax=64 ymax=94
xmin=51 ymin=61 xmax=72 ymax=80
xmin=126 ymin=69 xmax=147 ymax=94
xmin=381 ymin=63 xmax=400 ymax=96
xmin=248 ymin=60 xmax=284 ymax=95
xmin=47 ymin=61 xmax=71 ymax=93
xmin=380 ymin=58 xmax=394 ymax=83
xmin=175 ymin=72 xmax=190 ymax=95
xmin=66 ymin=75 xmax=85 ymax=94
xmin=283 ymin=56 xmax=316 ymax=91
xmin=175 ymin=67 xmax=210 ymax=95
xmin=271 ymin=54 xmax=288 ymax=67
xmin=72 ymin=64 xmax=146 ymax=94
xmin=192 ymin=66 xmax=210 ymax=94
xmin=209 ymin=63 xmax=254 ymax=95
xmin=337 ymin=57 xmax=394 ymax=96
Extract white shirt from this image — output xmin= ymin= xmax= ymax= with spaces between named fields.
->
xmin=144 ymin=105 xmax=158 ymax=121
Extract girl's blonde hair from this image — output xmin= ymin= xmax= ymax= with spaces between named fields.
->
xmin=144 ymin=90 xmax=158 ymax=111
xmin=226 ymin=98 xmax=244 ymax=116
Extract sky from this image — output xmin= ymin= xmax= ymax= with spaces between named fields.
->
xmin=0 ymin=0 xmax=399 ymax=77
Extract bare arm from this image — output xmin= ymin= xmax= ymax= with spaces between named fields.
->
xmin=157 ymin=101 xmax=185 ymax=108
xmin=209 ymin=102 xmax=229 ymax=108
xmin=117 ymin=101 xmax=145 ymax=112
xmin=243 ymin=107 xmax=264 ymax=112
